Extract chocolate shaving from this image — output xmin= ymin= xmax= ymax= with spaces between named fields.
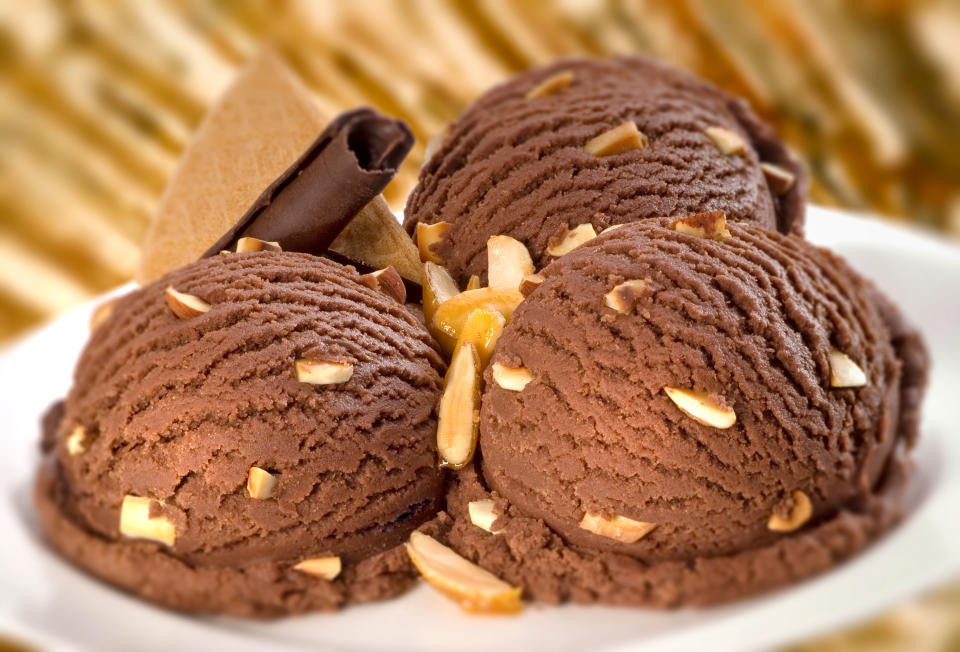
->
xmin=202 ymin=107 xmax=413 ymax=258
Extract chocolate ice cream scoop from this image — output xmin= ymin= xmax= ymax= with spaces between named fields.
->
xmin=36 ymin=252 xmax=445 ymax=616
xmin=447 ymin=215 xmax=925 ymax=606
xmin=405 ymin=56 xmax=805 ymax=284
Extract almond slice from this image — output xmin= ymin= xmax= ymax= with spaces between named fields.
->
xmin=491 ymin=363 xmax=534 ymax=391
xmin=602 ymin=223 xmax=627 ymax=233
xmin=66 ymin=425 xmax=89 ymax=455
xmin=580 ymin=512 xmax=656 ymax=543
xmin=487 ymin=235 xmax=535 ymax=290
xmin=829 ymin=349 xmax=867 ymax=388
xmin=768 ymin=490 xmax=813 ymax=532
xmin=525 ymin=70 xmax=574 ymax=99
xmin=359 ymin=266 xmax=407 ymax=304
xmin=604 ymin=279 xmax=650 ymax=314
xmin=165 ymin=287 xmax=211 ymax=319
xmin=293 ymin=556 xmax=342 ymax=580
xmin=430 ymin=287 xmax=524 ymax=354
xmin=294 ymin=360 xmax=354 ymax=385
xmin=247 ymin=467 xmax=278 ymax=499
xmin=417 ymin=221 xmax=449 ymax=264
xmin=236 ymin=237 xmax=281 ymax=253
xmin=406 ymin=531 xmax=522 ymax=614
xmin=452 ymin=308 xmax=506 ymax=370
xmin=519 ymin=273 xmax=545 ymax=297
xmin=760 ymin=162 xmax=797 ymax=195
xmin=546 ymin=224 xmax=598 ymax=257
xmin=89 ymin=299 xmax=116 ymax=332
xmin=119 ymin=495 xmax=176 ymax=546
xmin=437 ymin=343 xmax=481 ymax=469
xmin=672 ymin=211 xmax=732 ymax=241
xmin=664 ymin=387 xmax=737 ymax=429
xmin=466 ymin=275 xmax=482 ymax=291
xmin=422 ymin=261 xmax=460 ymax=326
xmin=704 ymin=126 xmax=747 ymax=155
xmin=584 ymin=121 xmax=648 ymax=156
xmin=468 ymin=500 xmax=504 ymax=535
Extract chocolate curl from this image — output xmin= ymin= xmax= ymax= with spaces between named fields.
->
xmin=202 ymin=107 xmax=413 ymax=258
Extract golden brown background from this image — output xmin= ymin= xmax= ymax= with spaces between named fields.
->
xmin=1 ymin=1 xmax=959 ymax=648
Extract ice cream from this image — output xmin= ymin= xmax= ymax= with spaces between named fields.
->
xmin=36 ymin=251 xmax=446 ymax=616
xmin=440 ymin=213 xmax=926 ymax=606
xmin=405 ymin=55 xmax=806 ymax=284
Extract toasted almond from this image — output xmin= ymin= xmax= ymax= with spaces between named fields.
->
xmin=406 ymin=531 xmax=522 ymax=614
xmin=580 ymin=512 xmax=656 ymax=543
xmin=829 ymin=349 xmax=867 ymax=388
xmin=165 ymin=287 xmax=211 ymax=319
xmin=422 ymin=261 xmax=460 ymax=326
xmin=293 ymin=556 xmax=341 ymax=580
xmin=760 ymin=162 xmax=797 ymax=194
xmin=546 ymin=223 xmax=598 ymax=257
xmin=487 ymin=235 xmax=535 ymax=290
xmin=491 ymin=363 xmax=534 ymax=391
xmin=89 ymin=299 xmax=116 ymax=332
xmin=452 ymin=308 xmax=506 ymax=370
xmin=430 ymin=287 xmax=524 ymax=354
xmin=417 ymin=221 xmax=449 ymax=264
xmin=466 ymin=275 xmax=482 ymax=291
xmin=119 ymin=495 xmax=176 ymax=546
xmin=525 ymin=70 xmax=575 ymax=99
xmin=437 ymin=343 xmax=481 ymax=469
xmin=704 ymin=125 xmax=747 ymax=155
xmin=359 ymin=266 xmax=407 ymax=304
xmin=236 ymin=237 xmax=281 ymax=253
xmin=294 ymin=360 xmax=354 ymax=385
xmin=602 ymin=223 xmax=627 ymax=233
xmin=768 ymin=490 xmax=813 ymax=532
xmin=664 ymin=387 xmax=737 ymax=429
xmin=66 ymin=425 xmax=89 ymax=455
xmin=672 ymin=211 xmax=732 ymax=241
xmin=247 ymin=467 xmax=278 ymax=499
xmin=519 ymin=273 xmax=545 ymax=297
xmin=604 ymin=279 xmax=650 ymax=314
xmin=468 ymin=500 xmax=504 ymax=534
xmin=584 ymin=121 xmax=648 ymax=156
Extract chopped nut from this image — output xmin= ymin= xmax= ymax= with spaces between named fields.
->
xmin=768 ymin=490 xmax=813 ymax=532
xmin=293 ymin=556 xmax=341 ymax=580
xmin=119 ymin=495 xmax=176 ymax=546
xmin=604 ymin=279 xmax=650 ymax=314
xmin=359 ymin=266 xmax=407 ymax=304
xmin=406 ymin=531 xmax=522 ymax=614
xmin=584 ymin=121 xmax=648 ymax=156
xmin=89 ymin=299 xmax=116 ymax=332
xmin=422 ymin=261 xmax=460 ymax=326
xmin=165 ymin=287 xmax=211 ymax=319
xmin=416 ymin=221 xmax=449 ymax=264
xmin=546 ymin=223 xmax=598 ymax=257
xmin=519 ymin=273 xmax=545 ymax=297
xmin=247 ymin=467 xmax=278 ymax=499
xmin=423 ymin=124 xmax=450 ymax=161
xmin=452 ymin=308 xmax=506 ymax=370
xmin=491 ymin=363 xmax=534 ymax=392
xmin=704 ymin=125 xmax=747 ymax=155
xmin=602 ymin=223 xmax=627 ymax=233
xmin=430 ymin=287 xmax=523 ymax=354
xmin=66 ymin=425 xmax=89 ymax=455
xmin=672 ymin=211 xmax=732 ymax=241
xmin=294 ymin=360 xmax=354 ymax=385
xmin=664 ymin=387 xmax=737 ymax=429
xmin=468 ymin=500 xmax=504 ymax=534
xmin=235 ymin=237 xmax=281 ymax=253
xmin=466 ymin=275 xmax=482 ymax=291
xmin=829 ymin=349 xmax=867 ymax=388
xmin=487 ymin=235 xmax=535 ymax=290
xmin=437 ymin=343 xmax=481 ymax=469
xmin=580 ymin=512 xmax=656 ymax=543
xmin=525 ymin=70 xmax=574 ymax=99
xmin=760 ymin=162 xmax=796 ymax=194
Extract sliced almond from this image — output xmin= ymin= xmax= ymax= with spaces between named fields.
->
xmin=66 ymin=425 xmax=89 ymax=455
xmin=760 ymin=162 xmax=797 ymax=195
xmin=672 ymin=211 xmax=732 ymax=241
xmin=452 ymin=308 xmax=506 ymax=370
xmin=236 ymin=237 xmax=281 ymax=253
xmin=525 ymin=70 xmax=574 ymax=99
xmin=417 ymin=221 xmax=449 ymax=264
xmin=430 ymin=287 xmax=524 ymax=354
xmin=165 ymin=287 xmax=211 ymax=319
xmin=406 ymin=531 xmax=522 ymax=614
xmin=422 ymin=261 xmax=460 ymax=326
xmin=604 ymin=279 xmax=650 ymax=314
xmin=519 ymin=273 xmax=545 ymax=297
xmin=584 ymin=121 xmax=648 ymax=156
xmin=704 ymin=125 xmax=747 ymax=155
xmin=89 ymin=299 xmax=116 ymax=332
xmin=468 ymin=500 xmax=504 ymax=535
xmin=466 ymin=275 xmax=482 ymax=291
xmin=247 ymin=467 xmax=278 ymax=499
xmin=664 ymin=387 xmax=737 ymax=429
xmin=491 ymin=363 xmax=534 ymax=392
xmin=602 ymin=223 xmax=627 ymax=233
xmin=119 ymin=495 xmax=176 ymax=546
xmin=580 ymin=512 xmax=656 ymax=543
xmin=294 ymin=360 xmax=354 ymax=385
xmin=359 ymin=266 xmax=407 ymax=304
xmin=293 ymin=556 xmax=342 ymax=580
xmin=437 ymin=343 xmax=481 ymax=469
xmin=546 ymin=223 xmax=598 ymax=257
xmin=829 ymin=349 xmax=867 ymax=388
xmin=768 ymin=490 xmax=813 ymax=532
xmin=487 ymin=235 xmax=535 ymax=290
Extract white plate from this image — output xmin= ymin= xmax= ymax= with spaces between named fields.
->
xmin=2 ymin=206 xmax=959 ymax=652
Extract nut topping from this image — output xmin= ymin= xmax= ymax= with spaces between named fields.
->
xmin=293 ymin=556 xmax=342 ymax=580
xmin=468 ymin=500 xmax=504 ymax=534
xmin=491 ymin=363 xmax=534 ymax=392
xmin=164 ymin=287 xmax=211 ymax=319
xmin=829 ymin=349 xmax=867 ymax=388
xmin=525 ymin=70 xmax=574 ymax=99
xmin=294 ymin=359 xmax=354 ymax=385
xmin=768 ymin=490 xmax=813 ymax=532
xmin=466 ymin=275 xmax=482 ymax=291
xmin=487 ymin=235 xmax=535 ymax=290
xmin=546 ymin=223 xmax=597 ymax=257
xmin=584 ymin=121 xmax=648 ymax=156
xmin=519 ymin=273 xmax=545 ymax=297
xmin=235 ymin=237 xmax=281 ymax=253
xmin=664 ymin=387 xmax=737 ymax=429
xmin=247 ymin=467 xmax=278 ymax=499
xmin=89 ymin=299 xmax=116 ymax=332
xmin=416 ymin=221 xmax=449 ymax=264
xmin=423 ymin=123 xmax=450 ymax=161
xmin=66 ymin=425 xmax=89 ymax=455
xmin=422 ymin=261 xmax=460 ymax=326
xmin=430 ymin=287 xmax=523 ymax=354
xmin=580 ymin=512 xmax=656 ymax=543
xmin=452 ymin=308 xmax=506 ymax=370
xmin=704 ymin=125 xmax=747 ymax=155
xmin=672 ymin=211 xmax=732 ymax=241
xmin=604 ymin=279 xmax=650 ymax=314
xmin=119 ymin=495 xmax=176 ymax=546
xmin=359 ymin=266 xmax=407 ymax=304
xmin=760 ymin=162 xmax=797 ymax=194
xmin=436 ymin=343 xmax=481 ymax=469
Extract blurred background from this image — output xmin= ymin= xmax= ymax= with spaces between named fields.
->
xmin=0 ymin=1 xmax=959 ymax=649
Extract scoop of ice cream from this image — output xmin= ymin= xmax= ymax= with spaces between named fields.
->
xmin=463 ymin=216 xmax=923 ymax=603
xmin=405 ymin=55 xmax=805 ymax=284
xmin=36 ymin=252 xmax=446 ymax=616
